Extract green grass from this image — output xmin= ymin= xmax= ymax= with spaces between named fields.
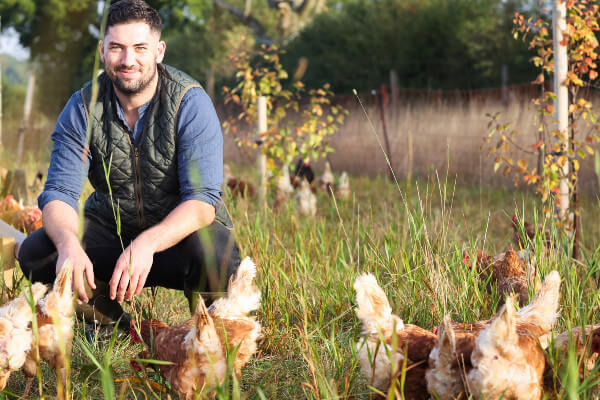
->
xmin=2 ymin=167 xmax=600 ymax=399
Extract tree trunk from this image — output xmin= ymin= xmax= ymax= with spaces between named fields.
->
xmin=553 ymin=0 xmax=569 ymax=221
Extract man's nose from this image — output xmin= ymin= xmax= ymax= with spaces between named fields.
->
xmin=120 ymin=48 xmax=136 ymax=67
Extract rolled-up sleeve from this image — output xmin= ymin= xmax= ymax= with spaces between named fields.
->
xmin=176 ymin=88 xmax=223 ymax=207
xmin=38 ymin=92 xmax=90 ymax=212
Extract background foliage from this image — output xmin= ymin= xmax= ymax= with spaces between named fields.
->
xmin=0 ymin=0 xmax=539 ymax=116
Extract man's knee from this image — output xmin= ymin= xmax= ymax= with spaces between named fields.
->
xmin=208 ymin=221 xmax=241 ymax=281
xmin=16 ymin=228 xmax=57 ymax=284
xmin=184 ymin=221 xmax=241 ymax=292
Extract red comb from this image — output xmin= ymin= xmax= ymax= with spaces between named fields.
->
xmin=130 ymin=359 xmax=143 ymax=372
xmin=462 ymin=251 xmax=471 ymax=268
xmin=509 ymin=244 xmax=513 ymax=251
xmin=432 ymin=326 xmax=438 ymax=335
xmin=129 ymin=320 xmax=142 ymax=344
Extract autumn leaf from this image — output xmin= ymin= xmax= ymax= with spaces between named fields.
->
xmin=531 ymin=140 xmax=544 ymax=149
xmin=585 ymin=144 xmax=594 ymax=155
xmin=558 ymin=155 xmax=568 ymax=167
xmin=572 ymin=159 xmax=580 ymax=171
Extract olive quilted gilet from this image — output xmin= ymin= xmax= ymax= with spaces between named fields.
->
xmin=80 ymin=64 xmax=201 ymax=238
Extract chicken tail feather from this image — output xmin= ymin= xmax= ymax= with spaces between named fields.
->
xmin=7 ymin=283 xmax=47 ymax=323
xmin=436 ymin=316 xmax=456 ymax=365
xmin=354 ymin=273 xmax=402 ymax=335
xmin=487 ymin=294 xmax=518 ymax=345
xmin=195 ymin=297 xmax=218 ymax=343
xmin=209 ymin=257 xmax=261 ymax=319
xmin=54 ymin=259 xmax=74 ymax=298
xmin=516 ymin=270 xmax=560 ymax=332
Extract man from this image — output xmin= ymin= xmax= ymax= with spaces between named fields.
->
xmin=17 ymin=0 xmax=240 ymax=326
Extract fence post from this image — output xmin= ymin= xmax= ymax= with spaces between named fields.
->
xmin=374 ymin=87 xmax=394 ymax=181
xmin=390 ymin=69 xmax=398 ymax=118
xmin=0 ymin=55 xmax=3 ymax=149
xmin=16 ymin=71 xmax=35 ymax=164
xmin=0 ymin=16 xmax=3 ymax=149
xmin=553 ymin=0 xmax=569 ymax=221
xmin=257 ymin=96 xmax=268 ymax=207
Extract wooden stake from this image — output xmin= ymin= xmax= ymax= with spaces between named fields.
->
xmin=257 ymin=96 xmax=268 ymax=206
xmin=0 ymin=16 xmax=3 ymax=148
xmin=375 ymin=87 xmax=394 ymax=181
xmin=0 ymin=56 xmax=3 ymax=149
xmin=553 ymin=0 xmax=569 ymax=221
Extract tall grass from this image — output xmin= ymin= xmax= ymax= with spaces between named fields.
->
xmin=0 ymin=165 xmax=599 ymax=398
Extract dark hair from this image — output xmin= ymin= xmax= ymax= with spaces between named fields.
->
xmin=106 ymin=0 xmax=162 ymax=35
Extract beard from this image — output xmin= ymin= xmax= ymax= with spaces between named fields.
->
xmin=107 ymin=64 xmax=157 ymax=95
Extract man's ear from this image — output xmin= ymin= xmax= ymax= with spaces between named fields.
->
xmin=156 ymin=40 xmax=166 ymax=64
xmin=99 ymin=40 xmax=105 ymax=63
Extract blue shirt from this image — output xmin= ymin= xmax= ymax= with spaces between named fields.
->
xmin=38 ymin=87 xmax=224 ymax=213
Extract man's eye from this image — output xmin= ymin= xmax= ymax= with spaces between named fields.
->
xmin=136 ymin=47 xmax=147 ymax=51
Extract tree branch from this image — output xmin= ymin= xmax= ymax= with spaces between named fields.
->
xmin=212 ymin=0 xmax=272 ymax=44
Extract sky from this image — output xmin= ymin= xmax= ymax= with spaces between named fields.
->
xmin=0 ymin=27 xmax=30 ymax=61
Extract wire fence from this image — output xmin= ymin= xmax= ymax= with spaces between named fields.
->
xmin=219 ymin=82 xmax=600 ymax=194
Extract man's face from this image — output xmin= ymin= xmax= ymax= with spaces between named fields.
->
xmin=100 ymin=22 xmax=166 ymax=96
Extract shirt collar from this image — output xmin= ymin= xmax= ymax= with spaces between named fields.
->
xmin=113 ymin=92 xmax=153 ymax=132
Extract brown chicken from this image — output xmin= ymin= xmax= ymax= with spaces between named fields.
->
xmin=546 ymin=325 xmax=600 ymax=389
xmin=467 ymin=270 xmax=561 ymax=400
xmin=427 ymin=270 xmax=560 ymax=399
xmin=207 ymin=256 xmax=261 ymax=374
xmin=22 ymin=260 xmax=74 ymax=397
xmin=0 ymin=195 xmax=43 ymax=234
xmin=131 ymin=299 xmax=226 ymax=399
xmin=131 ymin=257 xmax=261 ymax=398
xmin=511 ymin=214 xmax=551 ymax=252
xmin=426 ymin=316 xmax=487 ymax=399
xmin=354 ymin=274 xmax=437 ymax=399
xmin=0 ymin=282 xmax=48 ymax=389
xmin=223 ymin=164 xmax=255 ymax=197
xmin=475 ymin=248 xmax=540 ymax=307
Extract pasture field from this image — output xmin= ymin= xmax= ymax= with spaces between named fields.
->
xmin=2 ymin=166 xmax=600 ymax=399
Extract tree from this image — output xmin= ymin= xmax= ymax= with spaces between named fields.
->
xmin=281 ymin=0 xmax=538 ymax=93
xmin=485 ymin=0 xmax=600 ymax=257
xmin=0 ymin=1 xmax=98 ymax=116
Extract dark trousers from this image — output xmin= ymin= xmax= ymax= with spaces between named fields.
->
xmin=17 ymin=218 xmax=241 ymax=310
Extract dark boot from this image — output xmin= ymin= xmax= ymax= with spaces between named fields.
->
xmin=77 ymin=280 xmax=131 ymax=329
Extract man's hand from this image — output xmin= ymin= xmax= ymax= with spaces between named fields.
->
xmin=56 ymin=237 xmax=95 ymax=303
xmin=108 ymin=200 xmax=215 ymax=302
xmin=41 ymin=200 xmax=95 ymax=303
xmin=109 ymin=236 xmax=156 ymax=302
